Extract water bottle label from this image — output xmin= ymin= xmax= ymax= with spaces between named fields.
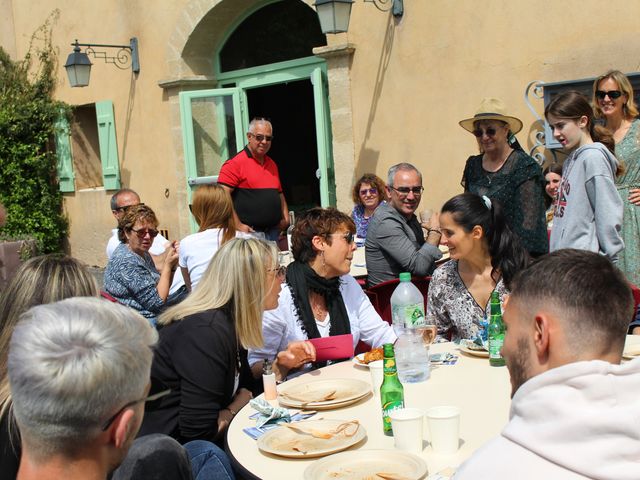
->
xmin=393 ymin=303 xmax=425 ymax=329
xmin=382 ymin=400 xmax=405 ymax=432
xmin=489 ymin=334 xmax=504 ymax=359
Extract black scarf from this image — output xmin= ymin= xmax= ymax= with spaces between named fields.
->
xmin=407 ymin=214 xmax=426 ymax=246
xmin=286 ymin=261 xmax=351 ymax=340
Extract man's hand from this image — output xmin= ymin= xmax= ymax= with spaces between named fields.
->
xmin=237 ymin=222 xmax=255 ymax=233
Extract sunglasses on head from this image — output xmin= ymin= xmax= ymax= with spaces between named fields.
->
xmin=472 ymin=127 xmax=499 ymax=138
xmin=268 ymin=265 xmax=287 ymax=278
xmin=359 ymin=187 xmax=378 ymax=196
xmin=131 ymin=227 xmax=159 ymax=239
xmin=595 ymin=90 xmax=623 ymax=100
xmin=250 ymin=133 xmax=273 ymax=142
xmin=101 ymin=384 xmax=170 ymax=431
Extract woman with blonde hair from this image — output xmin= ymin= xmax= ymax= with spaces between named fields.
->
xmin=0 ymin=255 xmax=98 ymax=478
xmin=593 ymin=70 xmax=640 ymax=284
xmin=139 ymin=237 xmax=283 ymax=444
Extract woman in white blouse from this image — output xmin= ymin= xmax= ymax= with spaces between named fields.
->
xmin=248 ymin=207 xmax=396 ymax=380
xmin=180 ymin=185 xmax=238 ymax=291
xmin=426 ymin=193 xmax=530 ymax=341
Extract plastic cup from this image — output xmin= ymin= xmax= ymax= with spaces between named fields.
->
xmin=419 ymin=209 xmax=433 ymax=225
xmin=390 ymin=408 xmax=425 ymax=454
xmin=426 ymin=406 xmax=460 ymax=454
xmin=369 ymin=360 xmax=384 ymax=407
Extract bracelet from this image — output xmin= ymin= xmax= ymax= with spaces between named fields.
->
xmin=427 ymin=228 xmax=442 ymax=235
xmin=224 ymin=407 xmax=238 ymax=417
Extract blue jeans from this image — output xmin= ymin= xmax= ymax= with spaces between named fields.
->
xmin=184 ymin=440 xmax=235 ymax=480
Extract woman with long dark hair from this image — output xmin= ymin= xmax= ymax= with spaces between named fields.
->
xmin=426 ymin=193 xmax=530 ymax=340
xmin=545 ymin=91 xmax=624 ymax=261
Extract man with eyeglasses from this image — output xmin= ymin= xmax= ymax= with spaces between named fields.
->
xmin=218 ymin=118 xmax=290 ymax=241
xmin=365 ymin=163 xmax=442 ymax=286
xmin=7 ymin=297 xmax=196 ymax=480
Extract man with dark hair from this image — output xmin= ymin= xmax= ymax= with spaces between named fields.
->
xmin=218 ymin=118 xmax=289 ymax=241
xmin=455 ymin=249 xmax=640 ymax=479
xmin=365 ymin=162 xmax=442 ymax=286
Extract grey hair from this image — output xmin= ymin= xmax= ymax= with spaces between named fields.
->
xmin=110 ymin=188 xmax=139 ymax=211
xmin=8 ymin=297 xmax=157 ymax=460
xmin=248 ymin=118 xmax=273 ymax=134
xmin=387 ymin=163 xmax=422 ymax=187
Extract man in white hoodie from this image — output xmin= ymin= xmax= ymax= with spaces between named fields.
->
xmin=455 ymin=249 xmax=640 ymax=480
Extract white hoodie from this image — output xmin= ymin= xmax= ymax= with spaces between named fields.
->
xmin=455 ymin=359 xmax=640 ymax=479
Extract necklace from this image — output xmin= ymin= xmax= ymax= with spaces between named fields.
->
xmin=309 ymin=292 xmax=328 ymax=320
xmin=483 ymin=150 xmax=513 ymax=185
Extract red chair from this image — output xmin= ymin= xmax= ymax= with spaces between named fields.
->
xmin=364 ymin=276 xmax=431 ymax=324
xmin=629 ymin=282 xmax=640 ymax=321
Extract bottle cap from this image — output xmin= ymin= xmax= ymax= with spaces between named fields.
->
xmin=399 ymin=272 xmax=411 ymax=282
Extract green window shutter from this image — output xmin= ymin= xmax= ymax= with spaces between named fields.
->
xmin=96 ymin=100 xmax=121 ymax=190
xmin=54 ymin=114 xmax=75 ymax=192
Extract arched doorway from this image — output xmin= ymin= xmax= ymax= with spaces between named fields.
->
xmin=179 ymin=0 xmax=336 ymax=223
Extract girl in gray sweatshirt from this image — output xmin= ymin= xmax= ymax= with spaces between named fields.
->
xmin=545 ymin=91 xmax=624 ymax=262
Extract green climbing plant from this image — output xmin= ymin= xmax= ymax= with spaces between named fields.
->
xmin=0 ymin=10 xmax=69 ymax=254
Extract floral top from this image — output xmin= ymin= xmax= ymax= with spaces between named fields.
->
xmin=351 ymin=201 xmax=386 ymax=238
xmin=426 ymin=260 xmax=508 ymax=341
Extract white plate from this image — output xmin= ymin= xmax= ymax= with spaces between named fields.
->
xmin=278 ymin=378 xmax=371 ymax=410
xmin=257 ymin=419 xmax=366 ymax=459
xmin=304 ymin=449 xmax=428 ymax=479
xmin=622 ymin=346 xmax=640 ymax=360
xmin=458 ymin=341 xmax=489 ymax=358
xmin=352 ymin=353 xmax=369 ymax=368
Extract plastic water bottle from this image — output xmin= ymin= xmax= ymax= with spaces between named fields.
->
xmin=391 ymin=273 xmax=429 ymax=383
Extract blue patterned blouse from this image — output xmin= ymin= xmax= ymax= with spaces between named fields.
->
xmin=351 ymin=201 xmax=386 ymax=238
xmin=104 ymin=243 xmax=164 ymax=319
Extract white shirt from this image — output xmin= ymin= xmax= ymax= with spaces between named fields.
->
xmin=248 ymin=274 xmax=397 ymax=368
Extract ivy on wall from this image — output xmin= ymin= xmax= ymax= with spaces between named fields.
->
xmin=0 ymin=11 xmax=68 ymax=253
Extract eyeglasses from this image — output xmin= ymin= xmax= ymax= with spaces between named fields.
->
xmin=250 ymin=133 xmax=273 ymax=142
xmin=329 ymin=232 xmax=355 ymax=244
xmin=595 ymin=90 xmax=623 ymax=100
xmin=390 ymin=186 xmax=424 ymax=196
xmin=131 ymin=227 xmax=159 ymax=239
xmin=114 ymin=202 xmax=144 ymax=213
xmin=359 ymin=187 xmax=378 ymax=196
xmin=268 ymin=265 xmax=287 ymax=279
xmin=472 ymin=127 xmax=498 ymax=138
xmin=101 ymin=387 xmax=171 ymax=431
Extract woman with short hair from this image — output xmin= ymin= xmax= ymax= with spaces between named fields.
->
xmin=248 ymin=207 xmax=396 ymax=381
xmin=104 ymin=204 xmax=184 ymax=323
xmin=351 ymin=173 xmax=388 ymax=238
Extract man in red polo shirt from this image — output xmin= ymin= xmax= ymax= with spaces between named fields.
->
xmin=218 ymin=118 xmax=289 ymax=241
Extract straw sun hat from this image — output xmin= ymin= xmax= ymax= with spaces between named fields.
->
xmin=459 ymin=98 xmax=523 ymax=135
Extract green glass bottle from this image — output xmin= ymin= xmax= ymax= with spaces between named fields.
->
xmin=488 ymin=291 xmax=506 ymax=367
xmin=380 ymin=343 xmax=405 ymax=436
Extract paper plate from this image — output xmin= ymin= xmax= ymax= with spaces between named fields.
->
xmin=458 ymin=340 xmax=489 ymax=358
xmin=257 ymin=419 xmax=366 ymax=459
xmin=351 ymin=353 xmax=369 ymax=368
xmin=622 ymin=344 xmax=640 ymax=360
xmin=278 ymin=378 xmax=371 ymax=410
xmin=304 ymin=449 xmax=427 ymax=479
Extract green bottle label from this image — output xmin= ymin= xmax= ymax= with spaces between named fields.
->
xmin=396 ymin=303 xmax=425 ymax=328
xmin=382 ymin=400 xmax=405 ymax=433
xmin=489 ymin=334 xmax=504 ymax=359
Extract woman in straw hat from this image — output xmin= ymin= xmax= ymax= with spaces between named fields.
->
xmin=460 ymin=98 xmax=548 ymax=256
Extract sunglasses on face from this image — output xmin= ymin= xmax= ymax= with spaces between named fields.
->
xmin=595 ymin=90 xmax=623 ymax=100
xmin=114 ymin=202 xmax=144 ymax=213
xmin=131 ymin=227 xmax=159 ymax=239
xmin=359 ymin=187 xmax=378 ymax=196
xmin=250 ymin=133 xmax=273 ymax=142
xmin=473 ymin=127 xmax=499 ymax=138
xmin=329 ymin=232 xmax=355 ymax=244
xmin=390 ymin=186 xmax=424 ymax=196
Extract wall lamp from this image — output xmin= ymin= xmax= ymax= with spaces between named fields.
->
xmin=314 ymin=0 xmax=403 ymax=34
xmin=64 ymin=38 xmax=140 ymax=88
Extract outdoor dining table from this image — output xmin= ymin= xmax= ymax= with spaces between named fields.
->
xmin=225 ymin=341 xmax=512 ymax=479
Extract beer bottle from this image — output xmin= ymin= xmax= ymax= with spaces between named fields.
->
xmin=380 ymin=343 xmax=405 ymax=436
xmin=488 ymin=291 xmax=506 ymax=367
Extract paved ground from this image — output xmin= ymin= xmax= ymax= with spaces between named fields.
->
xmin=88 ymin=266 xmax=105 ymax=290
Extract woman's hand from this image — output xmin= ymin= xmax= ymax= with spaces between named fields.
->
xmin=628 ymin=188 xmax=640 ymax=206
xmin=164 ymin=241 xmax=180 ymax=271
xmin=216 ymin=388 xmax=253 ymax=439
xmin=276 ymin=341 xmax=316 ymax=371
